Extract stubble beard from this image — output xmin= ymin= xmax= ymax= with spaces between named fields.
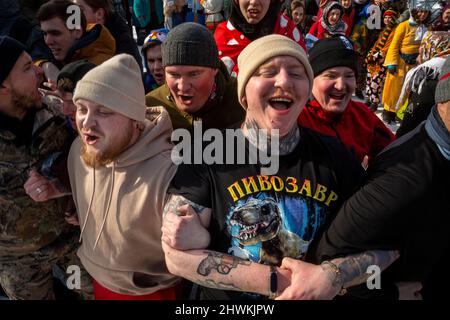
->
xmin=80 ymin=122 xmax=135 ymax=168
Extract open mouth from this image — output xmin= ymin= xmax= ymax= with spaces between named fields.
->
xmin=329 ymin=92 xmax=346 ymax=100
xmin=51 ymin=48 xmax=61 ymax=56
xmin=178 ymin=94 xmax=194 ymax=104
xmin=247 ymin=9 xmax=260 ymax=18
xmin=83 ymin=133 xmax=99 ymax=146
xmin=269 ymin=97 xmax=293 ymax=111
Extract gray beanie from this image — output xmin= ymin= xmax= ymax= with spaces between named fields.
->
xmin=162 ymin=22 xmax=219 ymax=68
xmin=435 ymin=56 xmax=450 ymax=104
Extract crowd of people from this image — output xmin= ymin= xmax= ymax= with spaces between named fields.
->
xmin=0 ymin=0 xmax=449 ymax=301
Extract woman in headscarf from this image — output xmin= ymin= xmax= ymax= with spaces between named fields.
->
xmin=305 ymin=1 xmax=346 ymax=49
xmin=214 ymin=0 xmax=306 ymax=77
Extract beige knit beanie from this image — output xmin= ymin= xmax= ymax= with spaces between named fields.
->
xmin=237 ymin=34 xmax=313 ymax=109
xmin=73 ymin=54 xmax=146 ymax=122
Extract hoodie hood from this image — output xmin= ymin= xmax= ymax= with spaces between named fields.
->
xmin=65 ymin=24 xmax=116 ymax=65
xmin=109 ymin=106 xmax=174 ymax=168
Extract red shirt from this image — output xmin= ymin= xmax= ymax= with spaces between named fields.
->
xmin=298 ymin=99 xmax=395 ymax=164
xmin=214 ymin=13 xmax=306 ymax=76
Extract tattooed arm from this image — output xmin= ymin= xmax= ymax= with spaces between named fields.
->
xmin=162 ymin=242 xmax=291 ymax=295
xmin=275 ymin=250 xmax=399 ymax=300
xmin=162 ymin=194 xmax=212 ymax=250
xmin=161 ymin=194 xmax=292 ymax=296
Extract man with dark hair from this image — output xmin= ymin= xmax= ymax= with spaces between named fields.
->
xmin=0 ymin=36 xmax=92 ymax=300
xmin=145 ymin=22 xmax=244 ymax=131
xmin=37 ymin=0 xmax=116 ymax=67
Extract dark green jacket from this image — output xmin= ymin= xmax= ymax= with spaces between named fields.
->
xmin=145 ymin=62 xmax=245 ymax=131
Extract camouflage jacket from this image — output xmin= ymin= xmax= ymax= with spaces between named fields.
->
xmin=0 ymin=106 xmax=73 ymax=256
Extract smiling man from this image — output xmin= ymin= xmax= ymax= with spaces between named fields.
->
xmin=158 ymin=35 xmax=396 ymax=300
xmin=145 ymin=23 xmax=244 ymax=131
xmin=298 ymin=36 xmax=395 ymax=166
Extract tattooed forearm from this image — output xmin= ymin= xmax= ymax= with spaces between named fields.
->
xmin=325 ymin=250 xmax=400 ymax=289
xmin=196 ymin=279 xmax=241 ymax=290
xmin=164 ymin=194 xmax=206 ymax=216
xmin=197 ymin=252 xmax=251 ymax=276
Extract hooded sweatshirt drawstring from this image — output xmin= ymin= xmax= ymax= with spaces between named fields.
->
xmin=93 ymin=162 xmax=116 ymax=249
xmin=79 ymin=165 xmax=96 ymax=242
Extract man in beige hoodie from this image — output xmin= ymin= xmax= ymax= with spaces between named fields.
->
xmin=68 ymin=53 xmax=181 ymax=299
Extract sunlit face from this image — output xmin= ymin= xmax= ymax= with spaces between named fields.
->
xmin=238 ymin=0 xmax=271 ymax=24
xmin=442 ymin=8 xmax=450 ymax=24
xmin=2 ymin=52 xmax=43 ymax=115
xmin=417 ymin=10 xmax=429 ymax=23
xmin=341 ymin=0 xmax=352 ymax=10
xmin=242 ymin=56 xmax=310 ymax=137
xmin=74 ymin=0 xmax=105 ymax=24
xmin=40 ymin=17 xmax=82 ymax=61
xmin=146 ymin=44 xmax=164 ymax=85
xmin=328 ymin=8 xmax=341 ymax=25
xmin=292 ymin=6 xmax=305 ymax=25
xmin=165 ymin=65 xmax=218 ymax=114
xmin=312 ymin=66 xmax=356 ymax=114
xmin=75 ymin=99 xmax=140 ymax=167
xmin=383 ymin=15 xmax=394 ymax=26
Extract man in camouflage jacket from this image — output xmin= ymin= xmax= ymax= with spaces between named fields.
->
xmin=0 ymin=36 xmax=92 ymax=300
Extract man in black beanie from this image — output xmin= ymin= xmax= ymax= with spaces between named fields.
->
xmin=0 ymin=36 xmax=92 ymax=300
xmin=316 ymin=56 xmax=450 ymax=300
xmin=298 ymin=36 xmax=395 ymax=167
xmin=145 ymin=22 xmax=244 ymax=131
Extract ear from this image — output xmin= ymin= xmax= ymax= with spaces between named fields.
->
xmin=0 ymin=80 xmax=11 ymax=96
xmin=241 ymin=95 xmax=248 ymax=109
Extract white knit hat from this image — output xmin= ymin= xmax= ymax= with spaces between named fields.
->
xmin=237 ymin=34 xmax=313 ymax=109
xmin=73 ymin=54 xmax=146 ymax=122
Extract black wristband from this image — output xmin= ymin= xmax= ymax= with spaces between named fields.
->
xmin=269 ymin=265 xmax=278 ymax=299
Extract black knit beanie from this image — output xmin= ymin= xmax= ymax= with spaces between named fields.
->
xmin=162 ymin=22 xmax=219 ymax=68
xmin=57 ymin=59 xmax=96 ymax=93
xmin=0 ymin=36 xmax=26 ymax=85
xmin=308 ymin=36 xmax=358 ymax=77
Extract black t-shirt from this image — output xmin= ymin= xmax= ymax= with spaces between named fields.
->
xmin=168 ymin=126 xmax=364 ymax=299
xmin=316 ymin=124 xmax=450 ymax=299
